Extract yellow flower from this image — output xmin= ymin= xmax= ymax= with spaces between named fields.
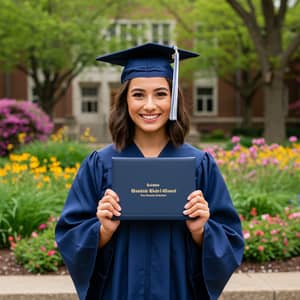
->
xmin=0 ymin=169 xmax=7 ymax=177
xmin=30 ymin=161 xmax=40 ymax=169
xmin=36 ymin=182 xmax=43 ymax=189
xmin=43 ymin=176 xmax=50 ymax=182
xmin=7 ymin=144 xmax=14 ymax=151
xmin=65 ymin=183 xmax=71 ymax=189
xmin=18 ymin=132 xmax=26 ymax=144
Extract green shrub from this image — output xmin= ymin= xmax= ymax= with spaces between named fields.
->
xmin=231 ymin=127 xmax=264 ymax=137
xmin=242 ymin=210 xmax=300 ymax=262
xmin=13 ymin=219 xmax=64 ymax=273
xmin=15 ymin=140 xmax=91 ymax=167
xmin=0 ymin=171 xmax=67 ymax=248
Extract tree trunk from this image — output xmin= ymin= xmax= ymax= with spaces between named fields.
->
xmin=241 ymin=95 xmax=252 ymax=129
xmin=264 ymin=70 xmax=286 ymax=143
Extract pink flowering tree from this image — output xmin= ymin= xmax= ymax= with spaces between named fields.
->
xmin=0 ymin=99 xmax=53 ymax=156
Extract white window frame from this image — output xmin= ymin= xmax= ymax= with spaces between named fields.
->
xmin=80 ymin=84 xmax=100 ymax=114
xmin=194 ymin=77 xmax=218 ymax=116
xmin=105 ymin=19 xmax=175 ymax=46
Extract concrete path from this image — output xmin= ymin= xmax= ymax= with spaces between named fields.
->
xmin=0 ymin=272 xmax=299 ymax=300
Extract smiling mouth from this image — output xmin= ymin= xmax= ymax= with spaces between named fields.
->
xmin=140 ymin=114 xmax=161 ymax=120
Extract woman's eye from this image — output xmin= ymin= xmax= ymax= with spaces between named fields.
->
xmin=156 ymin=92 xmax=168 ymax=97
xmin=132 ymin=93 xmax=144 ymax=98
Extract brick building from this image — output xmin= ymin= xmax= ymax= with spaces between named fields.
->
xmin=1 ymin=18 xmax=299 ymax=142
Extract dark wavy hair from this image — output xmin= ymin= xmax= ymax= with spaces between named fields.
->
xmin=109 ymin=79 xmax=190 ymax=150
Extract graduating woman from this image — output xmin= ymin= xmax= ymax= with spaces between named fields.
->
xmin=55 ymin=43 xmax=244 ymax=300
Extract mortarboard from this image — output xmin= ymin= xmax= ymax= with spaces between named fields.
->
xmin=96 ymin=43 xmax=199 ymax=120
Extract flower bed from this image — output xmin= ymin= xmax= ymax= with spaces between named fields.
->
xmin=0 ymin=136 xmax=299 ymax=273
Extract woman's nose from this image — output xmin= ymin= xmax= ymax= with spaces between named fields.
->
xmin=144 ymin=95 xmax=156 ymax=110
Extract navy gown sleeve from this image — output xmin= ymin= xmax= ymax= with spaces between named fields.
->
xmin=55 ymin=151 xmax=113 ymax=300
xmin=190 ymin=152 xmax=244 ymax=300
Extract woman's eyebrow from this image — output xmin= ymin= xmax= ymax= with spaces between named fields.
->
xmin=154 ymin=87 xmax=169 ymax=92
xmin=129 ymin=87 xmax=169 ymax=93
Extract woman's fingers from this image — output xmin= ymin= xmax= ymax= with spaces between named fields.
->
xmin=97 ymin=189 xmax=122 ymax=219
xmin=104 ymin=189 xmax=119 ymax=201
xmin=184 ymin=194 xmax=207 ymax=210
xmin=183 ymin=190 xmax=209 ymax=218
xmin=98 ymin=202 xmax=121 ymax=217
xmin=99 ymin=195 xmax=121 ymax=212
xmin=187 ymin=190 xmax=203 ymax=200
xmin=97 ymin=209 xmax=114 ymax=219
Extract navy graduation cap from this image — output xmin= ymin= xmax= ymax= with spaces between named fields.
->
xmin=96 ymin=43 xmax=199 ymax=120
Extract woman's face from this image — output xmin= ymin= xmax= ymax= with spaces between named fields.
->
xmin=127 ymin=77 xmax=171 ymax=136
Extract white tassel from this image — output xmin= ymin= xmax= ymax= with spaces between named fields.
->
xmin=170 ymin=45 xmax=179 ymax=121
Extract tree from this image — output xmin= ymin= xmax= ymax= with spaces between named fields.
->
xmin=0 ymin=0 xmax=126 ymax=117
xmin=225 ymin=0 xmax=300 ymax=142
xmin=141 ymin=0 xmax=263 ymax=129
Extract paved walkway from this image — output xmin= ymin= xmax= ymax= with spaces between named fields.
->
xmin=0 ymin=272 xmax=299 ymax=300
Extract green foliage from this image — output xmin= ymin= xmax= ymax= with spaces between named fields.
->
xmin=0 ymin=0 xmax=117 ymax=69
xmin=0 ymin=0 xmax=126 ymax=114
xmin=242 ymin=211 xmax=300 ymax=262
xmin=201 ymin=129 xmax=227 ymax=142
xmin=13 ymin=220 xmax=64 ymax=273
xmin=224 ymin=165 xmax=299 ymax=219
xmin=15 ymin=140 xmax=91 ymax=168
xmin=231 ymin=127 xmax=264 ymax=138
xmin=0 ymin=172 xmax=67 ymax=248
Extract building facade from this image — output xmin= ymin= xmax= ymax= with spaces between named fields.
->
xmin=1 ymin=18 xmax=299 ymax=142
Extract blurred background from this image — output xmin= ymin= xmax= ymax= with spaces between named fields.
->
xmin=0 ymin=0 xmax=299 ymax=145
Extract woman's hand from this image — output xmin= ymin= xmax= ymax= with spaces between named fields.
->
xmin=96 ymin=189 xmax=121 ymax=247
xmin=184 ymin=190 xmax=210 ymax=246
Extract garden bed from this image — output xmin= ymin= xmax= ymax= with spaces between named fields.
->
xmin=0 ymin=248 xmax=299 ymax=276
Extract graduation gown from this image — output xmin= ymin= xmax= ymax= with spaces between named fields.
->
xmin=55 ymin=143 xmax=244 ymax=300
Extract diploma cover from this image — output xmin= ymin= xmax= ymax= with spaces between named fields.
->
xmin=112 ymin=157 xmax=196 ymax=220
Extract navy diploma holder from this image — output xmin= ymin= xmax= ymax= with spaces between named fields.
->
xmin=112 ymin=157 xmax=196 ymax=220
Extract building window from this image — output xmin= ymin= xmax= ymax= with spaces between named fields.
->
xmin=81 ymin=86 xmax=99 ymax=113
xmin=194 ymin=78 xmax=217 ymax=115
xmin=106 ymin=20 xmax=174 ymax=46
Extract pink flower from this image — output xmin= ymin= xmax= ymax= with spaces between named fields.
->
xmin=47 ymin=250 xmax=56 ymax=256
xmin=216 ymin=159 xmax=224 ymax=165
xmin=8 ymin=236 xmax=14 ymax=242
xmin=250 ymin=207 xmax=257 ymax=217
xmin=243 ymin=231 xmax=251 ymax=240
xmin=53 ymin=241 xmax=58 ymax=248
xmin=257 ymin=245 xmax=264 ymax=252
xmin=296 ymin=232 xmax=300 ymax=238
xmin=231 ymin=136 xmax=240 ymax=144
xmin=31 ymin=232 xmax=38 ymax=238
xmin=254 ymin=230 xmax=264 ymax=237
xmin=288 ymin=212 xmax=300 ymax=219
xmin=238 ymin=153 xmax=247 ymax=164
xmin=233 ymin=144 xmax=241 ymax=152
xmin=261 ymin=214 xmax=270 ymax=221
xmin=270 ymin=229 xmax=279 ymax=235
xmin=269 ymin=143 xmax=279 ymax=150
xmin=38 ymin=223 xmax=47 ymax=230
xmin=40 ymin=246 xmax=46 ymax=252
xmin=289 ymin=136 xmax=298 ymax=143
xmin=252 ymin=138 xmax=265 ymax=146
xmin=249 ymin=146 xmax=258 ymax=159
